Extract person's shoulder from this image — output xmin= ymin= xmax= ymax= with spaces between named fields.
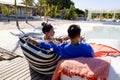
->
xmin=58 ymin=42 xmax=70 ymax=48
xmin=81 ymin=42 xmax=94 ymax=57
xmin=81 ymin=42 xmax=92 ymax=48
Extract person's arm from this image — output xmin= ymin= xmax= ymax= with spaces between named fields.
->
xmin=26 ymin=38 xmax=38 ymax=45
xmin=39 ymin=42 xmax=70 ymax=58
xmin=86 ymin=44 xmax=94 ymax=57
xmin=38 ymin=42 xmax=60 ymax=54
xmin=55 ymin=36 xmax=70 ymax=43
xmin=88 ymin=45 xmax=94 ymax=57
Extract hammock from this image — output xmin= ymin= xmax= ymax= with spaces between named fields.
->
xmin=19 ymin=35 xmax=61 ymax=75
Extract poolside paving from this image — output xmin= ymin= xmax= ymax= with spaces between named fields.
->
xmin=0 ymin=30 xmax=24 ymax=57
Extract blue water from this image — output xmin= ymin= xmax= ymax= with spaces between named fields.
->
xmin=83 ymin=26 xmax=120 ymax=40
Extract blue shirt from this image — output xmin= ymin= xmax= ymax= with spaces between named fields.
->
xmin=39 ymin=42 xmax=94 ymax=58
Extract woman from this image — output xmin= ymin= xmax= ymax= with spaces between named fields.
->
xmin=26 ymin=22 xmax=67 ymax=80
xmin=27 ymin=22 xmax=69 ymax=45
xmin=41 ymin=22 xmax=55 ymax=42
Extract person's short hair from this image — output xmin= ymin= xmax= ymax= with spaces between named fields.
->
xmin=68 ymin=24 xmax=81 ymax=39
xmin=41 ymin=22 xmax=53 ymax=34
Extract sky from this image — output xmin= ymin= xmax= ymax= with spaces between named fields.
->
xmin=0 ymin=0 xmax=120 ymax=10
xmin=73 ymin=0 xmax=120 ymax=10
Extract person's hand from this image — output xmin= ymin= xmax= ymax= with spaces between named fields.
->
xmin=81 ymin=36 xmax=86 ymax=42
xmin=57 ymin=37 xmax=69 ymax=43
xmin=26 ymin=37 xmax=33 ymax=42
xmin=61 ymin=36 xmax=69 ymax=43
xmin=57 ymin=38 xmax=63 ymax=43
xmin=63 ymin=36 xmax=69 ymax=41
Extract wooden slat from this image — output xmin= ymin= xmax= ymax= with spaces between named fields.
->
xmin=3 ymin=65 xmax=29 ymax=80
xmin=31 ymin=73 xmax=46 ymax=80
xmin=0 ymin=57 xmax=21 ymax=67
xmin=0 ymin=59 xmax=27 ymax=75
xmin=17 ymin=68 xmax=36 ymax=80
xmin=31 ymin=74 xmax=52 ymax=80
xmin=24 ymin=72 xmax=39 ymax=80
xmin=0 ymin=57 xmax=50 ymax=80
xmin=5 ymin=66 xmax=30 ymax=80
xmin=0 ymin=59 xmax=26 ymax=73
xmin=0 ymin=57 xmax=25 ymax=70
xmin=0 ymin=61 xmax=28 ymax=79
xmin=31 ymin=75 xmax=42 ymax=80
xmin=24 ymin=69 xmax=42 ymax=80
xmin=12 ymin=68 xmax=31 ymax=80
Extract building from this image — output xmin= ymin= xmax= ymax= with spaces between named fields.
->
xmin=0 ymin=1 xmax=36 ymax=17
xmin=87 ymin=9 xmax=120 ymax=20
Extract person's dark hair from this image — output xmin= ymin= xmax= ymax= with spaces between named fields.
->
xmin=41 ymin=22 xmax=53 ymax=34
xmin=68 ymin=24 xmax=81 ymax=39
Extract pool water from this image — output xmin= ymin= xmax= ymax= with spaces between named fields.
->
xmin=83 ymin=26 xmax=120 ymax=40
xmin=35 ymin=24 xmax=120 ymax=41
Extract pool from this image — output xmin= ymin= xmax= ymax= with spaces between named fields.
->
xmin=34 ymin=23 xmax=120 ymax=41
xmin=53 ymin=24 xmax=120 ymax=50
xmin=82 ymin=26 xmax=120 ymax=40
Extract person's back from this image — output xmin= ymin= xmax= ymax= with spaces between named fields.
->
xmin=58 ymin=42 xmax=94 ymax=58
xmin=39 ymin=24 xmax=94 ymax=58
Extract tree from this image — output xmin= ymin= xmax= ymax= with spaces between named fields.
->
xmin=35 ymin=0 xmax=44 ymax=17
xmin=36 ymin=0 xmax=46 ymax=18
xmin=75 ymin=8 xmax=84 ymax=15
xmin=36 ymin=0 xmax=77 ymax=20
xmin=63 ymin=5 xmax=78 ymax=20
xmin=37 ymin=0 xmax=51 ymax=22
xmin=0 ymin=4 xmax=13 ymax=22
xmin=21 ymin=0 xmax=34 ymax=23
xmin=102 ymin=13 xmax=107 ymax=18
xmin=41 ymin=0 xmax=74 ymax=10
xmin=21 ymin=0 xmax=33 ymax=6
xmin=108 ymin=13 xmax=114 ymax=19
xmin=84 ymin=9 xmax=88 ymax=19
xmin=44 ymin=4 xmax=51 ymax=22
xmin=14 ymin=0 xmax=19 ymax=27
xmin=49 ymin=5 xmax=59 ymax=18
xmin=75 ymin=8 xmax=85 ymax=18
xmin=115 ymin=13 xmax=120 ymax=19
xmin=92 ymin=13 xmax=100 ymax=19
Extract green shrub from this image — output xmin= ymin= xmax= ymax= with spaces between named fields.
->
xmin=0 ymin=4 xmax=14 ymax=22
xmin=49 ymin=5 xmax=59 ymax=18
xmin=63 ymin=5 xmax=78 ymax=20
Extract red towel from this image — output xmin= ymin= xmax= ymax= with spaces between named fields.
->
xmin=52 ymin=57 xmax=110 ymax=80
xmin=90 ymin=43 xmax=120 ymax=57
